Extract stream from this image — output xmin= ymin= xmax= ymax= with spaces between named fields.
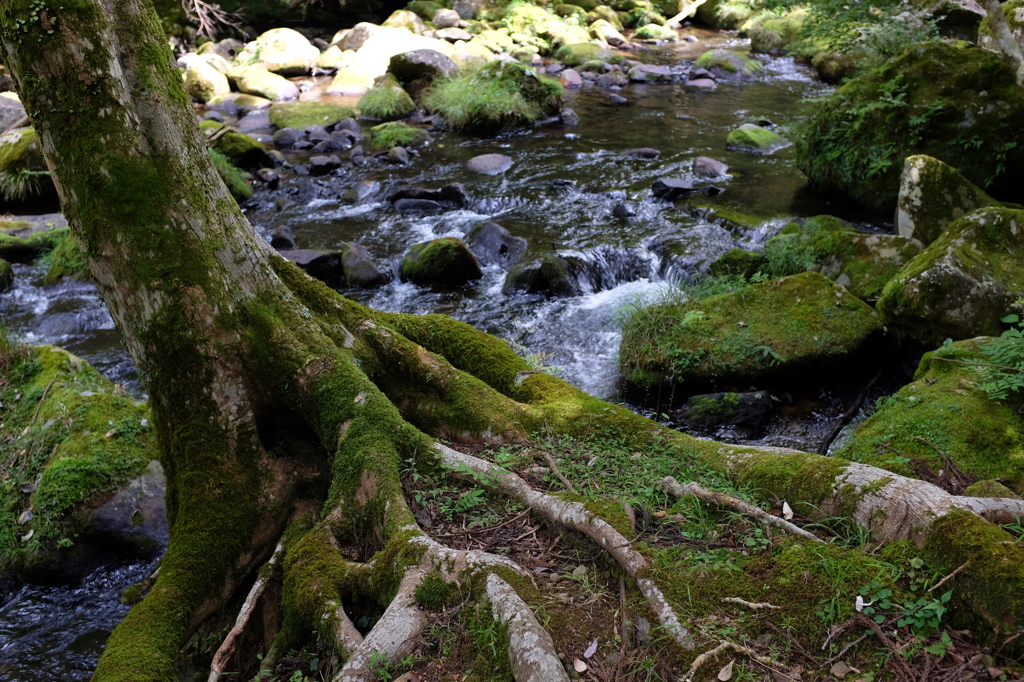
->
xmin=0 ymin=38 xmax=887 ymax=679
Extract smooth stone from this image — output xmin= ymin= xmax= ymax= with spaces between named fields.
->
xmin=466 ymin=153 xmax=513 ymax=175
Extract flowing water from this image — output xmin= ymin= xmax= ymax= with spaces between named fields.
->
xmin=0 ymin=41 xmax=887 ymax=678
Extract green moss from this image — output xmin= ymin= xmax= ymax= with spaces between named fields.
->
xmin=634 ymin=22 xmax=676 ymax=38
xmin=267 ymin=102 xmax=355 ymax=130
xmin=38 ymin=227 xmax=88 ymax=283
xmin=552 ymin=42 xmax=623 ymax=65
xmin=358 ymin=74 xmax=417 ymax=121
xmin=400 ymin=237 xmax=482 ymax=286
xmin=620 ymin=272 xmax=883 ymax=390
xmin=368 ymin=121 xmax=429 ymax=149
xmin=746 ymin=7 xmax=808 ymax=54
xmin=422 ymin=61 xmax=563 ymax=132
xmin=682 ymin=392 xmax=740 ymax=427
xmin=198 ymin=120 xmax=271 ymax=169
xmin=208 ymin=148 xmax=253 ymax=203
xmin=726 ymin=124 xmax=788 ymax=154
xmin=415 ymin=571 xmax=462 ymax=610
xmin=835 ymin=338 xmax=1024 ymax=491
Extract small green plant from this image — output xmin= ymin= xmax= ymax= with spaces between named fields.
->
xmin=897 ymin=591 xmax=951 ymax=634
xmin=368 ymin=122 xmax=429 ymax=149
xmin=358 ymin=76 xmax=416 ymax=121
xmin=0 ymin=169 xmax=50 ymax=201
xmin=975 ymin=314 xmax=1024 ymax=399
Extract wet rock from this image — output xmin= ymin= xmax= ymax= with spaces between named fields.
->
xmin=692 ymin=156 xmax=729 ymax=178
xmin=466 ymin=153 xmax=513 ymax=175
xmin=896 ymin=155 xmax=1003 ymax=246
xmin=91 ymin=460 xmax=168 ymax=557
xmin=433 ymin=8 xmax=463 ymax=28
xmin=674 ymin=391 xmax=774 ymax=429
xmin=877 ymin=207 xmax=1024 ymax=345
xmin=308 ymin=154 xmax=342 ymax=174
xmin=504 ymin=253 xmax=591 ymax=297
xmin=394 ymin=198 xmax=443 ymax=214
xmin=236 ymin=28 xmax=321 ymax=76
xmin=693 ymin=48 xmax=763 ymax=80
xmin=342 ymin=242 xmax=393 ymax=288
xmin=389 ymin=183 xmax=470 ymax=208
xmin=231 ymin=65 xmax=301 ymax=101
xmin=612 ymin=202 xmax=637 ymax=219
xmin=606 ymin=94 xmax=630 ymax=105
xmin=184 ymin=59 xmax=230 ymax=102
xmin=560 ymin=107 xmax=580 ymax=127
xmin=560 ymin=68 xmax=584 ymax=88
xmin=279 ymin=249 xmax=345 ymax=286
xmin=623 ymin=147 xmax=660 ymax=160
xmin=708 ymin=248 xmax=765 ymax=279
xmin=272 ymin=128 xmax=301 ymax=147
xmin=726 ymin=124 xmax=790 ymax=154
xmin=465 ymin=221 xmax=528 ymax=269
xmin=342 ymin=180 xmax=381 ymax=204
xmin=389 ymin=49 xmax=460 ymax=83
xmin=652 ymin=177 xmax=700 ymax=201
xmin=401 ymin=237 xmax=483 ymax=286
xmin=383 ymin=9 xmax=429 ymax=33
xmin=595 ymin=71 xmax=629 ymax=88
xmin=271 ymin=225 xmax=296 ymax=249
xmin=388 ymin=146 xmax=411 ymax=165
xmin=589 ymin=19 xmax=627 ymax=46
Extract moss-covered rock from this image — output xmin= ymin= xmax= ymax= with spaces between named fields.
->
xmin=0 ymin=337 xmax=157 ymax=576
xmin=358 ymin=74 xmax=417 ymax=121
xmin=40 ymin=229 xmax=89 ymax=284
xmin=707 ymin=248 xmax=766 ymax=279
xmin=962 ymin=479 xmax=1018 ymax=498
xmin=725 ymin=123 xmax=789 ymax=154
xmin=620 ymin=271 xmax=884 ymax=390
xmin=835 ymin=338 xmax=1024 ymax=490
xmin=896 ymin=154 xmax=1005 ymax=246
xmin=625 ymin=6 xmax=667 ymax=27
xmin=503 ymin=3 xmax=592 ymax=53
xmin=235 ymin=27 xmax=321 ymax=76
xmin=795 ymin=42 xmax=1024 ymax=214
xmin=267 ymin=102 xmax=356 ymax=130
xmin=746 ymin=7 xmax=808 ymax=54
xmin=503 ymin=253 xmax=593 ymax=297
xmin=0 ymin=127 xmax=55 ymax=204
xmin=877 ymin=207 xmax=1024 ymax=345
xmin=183 ymin=60 xmax=230 ymax=103
xmin=199 ymin=120 xmax=273 ymax=170
xmin=553 ymin=42 xmax=623 ymax=66
xmin=401 ymin=237 xmax=483 ymax=286
xmin=588 ymin=5 xmax=625 ymax=30
xmin=382 ymin=8 xmax=429 ymax=33
xmin=368 ymin=121 xmax=430 ymax=149
xmin=422 ymin=60 xmax=563 ymax=132
xmin=695 ymin=0 xmax=757 ymax=29
xmin=762 ymin=216 xmax=923 ymax=300
xmin=694 ymin=48 xmax=764 ymax=79
xmin=634 ymin=23 xmax=677 ymax=39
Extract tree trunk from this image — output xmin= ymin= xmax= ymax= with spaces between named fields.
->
xmin=4 ymin=2 xmax=1024 ymax=680
xmin=981 ymin=0 xmax=1024 ymax=87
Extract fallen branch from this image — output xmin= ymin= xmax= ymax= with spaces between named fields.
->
xmin=208 ymin=543 xmax=284 ymax=682
xmin=723 ymin=597 xmax=780 ymax=610
xmin=661 ymin=477 xmax=824 ymax=543
xmin=435 ymin=443 xmax=694 ymax=650
xmin=486 ymin=573 xmax=570 ymax=682
xmin=685 ymin=640 xmax=773 ymax=681
xmin=927 ymin=561 xmax=969 ymax=594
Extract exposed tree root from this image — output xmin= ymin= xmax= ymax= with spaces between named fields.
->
xmin=684 ymin=640 xmax=773 ymax=681
xmin=434 ymin=443 xmax=694 ymax=650
xmin=486 ymin=573 xmax=571 ymax=682
xmin=660 ymin=476 xmax=824 ymax=543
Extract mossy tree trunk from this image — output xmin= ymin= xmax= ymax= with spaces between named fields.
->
xmin=5 ymin=2 xmax=1024 ymax=680
xmin=981 ymin=0 xmax=1024 ymax=88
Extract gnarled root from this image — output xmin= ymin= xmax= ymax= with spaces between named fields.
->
xmin=434 ymin=443 xmax=694 ymax=650
xmin=486 ymin=573 xmax=570 ymax=682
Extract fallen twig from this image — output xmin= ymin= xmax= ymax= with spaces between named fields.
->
xmin=928 ymin=561 xmax=968 ymax=593
xmin=541 ymin=452 xmax=577 ymax=493
xmin=819 ymin=364 xmax=886 ymax=455
xmin=661 ymin=476 xmax=824 ymax=543
xmin=685 ymin=640 xmax=773 ymax=681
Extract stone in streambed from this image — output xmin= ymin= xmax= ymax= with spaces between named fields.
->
xmin=401 ymin=237 xmax=483 ymax=286
xmin=466 ymin=153 xmax=513 ymax=175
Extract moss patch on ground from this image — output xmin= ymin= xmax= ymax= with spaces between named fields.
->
xmin=620 ymin=271 xmax=884 ymax=391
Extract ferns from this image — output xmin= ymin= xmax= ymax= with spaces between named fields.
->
xmin=976 ymin=315 xmax=1024 ymax=400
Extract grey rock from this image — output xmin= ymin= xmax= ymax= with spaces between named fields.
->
xmin=466 ymin=153 xmax=513 ymax=175
xmin=433 ymin=8 xmax=463 ymax=28
xmin=271 ymin=225 xmax=296 ymax=249
xmin=394 ymin=198 xmax=443 ymax=214
xmin=692 ymin=156 xmax=729 ymax=178
xmin=279 ymin=249 xmax=345 ymax=286
xmin=342 ymin=242 xmax=393 ymax=288
xmin=389 ymin=49 xmax=460 ymax=83
xmin=623 ymin=147 xmax=660 ymax=160
xmin=465 ymin=221 xmax=528 ymax=268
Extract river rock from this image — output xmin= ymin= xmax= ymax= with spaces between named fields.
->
xmin=389 ymin=49 xmax=460 ymax=84
xmin=434 ymin=8 xmax=463 ymax=27
xmin=560 ymin=69 xmax=584 ymax=88
xmin=834 ymin=338 xmax=1024 ymax=493
xmin=383 ymin=9 xmax=428 ymax=33
xmin=561 ymin=107 xmax=580 ymax=126
xmin=623 ymin=148 xmax=660 ymax=160
xmin=465 ymin=221 xmax=528 ymax=268
xmin=271 ymin=225 xmax=296 ymax=249
xmin=620 ymin=271 xmax=884 ymax=390
xmin=652 ymin=177 xmax=701 ymax=201
xmin=504 ymin=253 xmax=592 ymax=297
xmin=0 ymin=96 xmax=26 ymax=132
xmin=272 ymin=128 xmax=301 ymax=148
xmin=231 ymin=65 xmax=300 ymax=101
xmin=184 ymin=60 xmax=230 ymax=102
xmin=388 ymin=146 xmax=411 ymax=165
xmin=693 ymin=48 xmax=763 ymax=80
xmin=674 ymin=391 xmax=774 ymax=429
xmin=334 ymin=23 xmax=456 ymax=87
xmin=554 ymin=43 xmax=622 ymax=66
xmin=394 ymin=197 xmax=442 ymax=214
xmin=589 ymin=5 xmax=625 ymax=30
xmin=279 ymin=249 xmax=345 ymax=286
xmin=268 ymin=102 xmax=355 ymax=130
xmin=692 ymin=156 xmax=729 ymax=178
xmin=236 ymin=28 xmax=321 ymax=76
xmin=199 ymin=121 xmax=274 ymax=169
xmin=342 ymin=242 xmax=393 ymax=287
xmin=198 ymin=37 xmax=245 ymax=62
xmin=589 ymin=19 xmax=627 ymax=45
xmin=208 ymin=93 xmax=273 ymax=117
xmin=401 ymin=237 xmax=483 ymax=286
xmin=389 ymin=183 xmax=470 ymax=208
xmin=437 ymin=27 xmax=475 ymax=41
xmin=341 ymin=180 xmax=382 ymax=204
xmin=627 ymin=63 xmax=675 ymax=82
xmin=896 ymin=155 xmax=1002 ymax=246
xmin=685 ymin=77 xmax=717 ymax=89
xmin=466 ymin=153 xmax=513 ymax=175
xmin=309 ymin=154 xmax=342 ymax=174
xmin=635 ymin=23 xmax=677 ymax=40
xmin=726 ymin=124 xmax=789 ymax=154
xmin=877 ymin=207 xmax=1024 ymax=345
xmin=612 ymin=202 xmax=637 ymax=219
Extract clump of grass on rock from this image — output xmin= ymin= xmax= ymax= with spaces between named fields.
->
xmin=369 ymin=122 xmax=430 ymax=149
xmin=358 ymin=74 xmax=417 ymax=121
xmin=423 ymin=61 xmax=564 ymax=132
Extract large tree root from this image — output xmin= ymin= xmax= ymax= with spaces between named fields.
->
xmin=433 ymin=443 xmax=694 ymax=650
xmin=486 ymin=573 xmax=570 ymax=682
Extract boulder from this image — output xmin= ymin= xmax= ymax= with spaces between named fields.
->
xmin=834 ymin=338 xmax=1024 ymax=493
xmin=231 ymin=65 xmax=300 ymax=101
xmin=619 ymin=271 xmax=884 ymax=390
xmin=504 ymin=253 xmax=596 ymax=297
xmin=401 ymin=237 xmax=483 ymax=286
xmin=707 ymin=248 xmax=765 ymax=279
xmin=207 ymin=92 xmax=273 ymax=116
xmin=388 ymin=183 xmax=470 ymax=208
xmin=342 ymin=242 xmax=393 ymax=288
xmin=437 ymin=27 xmax=475 ymax=41
xmin=236 ymin=28 xmax=321 ymax=76
xmin=0 ymin=126 xmax=56 ymax=205
xmin=896 ymin=155 xmax=1003 ymax=246
xmin=725 ymin=124 xmax=789 ymax=154
xmin=627 ymin=63 xmax=674 ymax=82
xmin=554 ymin=43 xmax=623 ymax=66
xmin=268 ymin=102 xmax=355 ymax=130
xmin=389 ymin=49 xmax=460 ymax=83
xmin=796 ymin=42 xmax=1024 ymax=213
xmin=877 ymin=207 xmax=1024 ymax=345
xmin=466 ymin=153 xmax=513 ymax=175
xmin=383 ymin=9 xmax=429 ymax=33
xmin=279 ymin=249 xmax=345 ymax=286
xmin=634 ymin=23 xmax=677 ymax=39
xmin=588 ymin=5 xmax=625 ymax=30
xmin=199 ymin=121 xmax=273 ymax=169
xmin=198 ymin=37 xmax=245 ymax=62
xmin=465 ymin=221 xmax=528 ymax=268
xmin=0 ymin=93 xmax=26 ymax=132
xmin=747 ymin=7 xmax=807 ymax=55
xmin=589 ymin=19 xmax=627 ymax=45
xmin=693 ymin=48 xmax=763 ymax=80
xmin=652 ymin=177 xmax=719 ymax=201
xmin=433 ymin=8 xmax=463 ymax=27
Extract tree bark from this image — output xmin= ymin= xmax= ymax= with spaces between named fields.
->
xmin=981 ymin=0 xmax=1024 ymax=88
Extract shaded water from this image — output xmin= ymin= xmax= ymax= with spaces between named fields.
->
xmin=0 ymin=45 xmax=880 ymax=678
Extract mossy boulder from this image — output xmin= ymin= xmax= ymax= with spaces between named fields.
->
xmin=0 ymin=219 xmax=67 ymax=263
xmin=795 ymin=41 xmax=1024 ymax=214
xmin=184 ymin=59 xmax=230 ymax=103
xmin=267 ymin=102 xmax=356 ymax=130
xmin=588 ymin=5 xmax=625 ymax=30
xmin=725 ymin=124 xmax=789 ymax=154
xmin=422 ymin=61 xmax=564 ymax=132
xmin=358 ymin=74 xmax=416 ymax=121
xmin=634 ymin=23 xmax=677 ymax=39
xmin=694 ymin=48 xmax=764 ymax=79
xmin=235 ymin=27 xmax=321 ymax=76
xmin=708 ymin=248 xmax=766 ymax=279
xmin=382 ymin=8 xmax=429 ymax=33
xmin=695 ymin=0 xmax=757 ymax=28
xmin=0 ymin=340 xmax=158 ymax=576
xmin=762 ymin=216 xmax=924 ymax=300
xmin=896 ymin=154 xmax=1005 ymax=246
xmin=401 ymin=237 xmax=483 ymax=286
xmin=746 ymin=7 xmax=808 ymax=54
xmin=877 ymin=208 xmax=1024 ymax=345
xmin=675 ymin=390 xmax=774 ymax=429
xmin=553 ymin=43 xmax=623 ymax=66
xmin=230 ymin=65 xmax=300 ymax=101
xmin=504 ymin=4 xmax=592 ymax=53
xmin=341 ymin=242 xmax=393 ymax=288
xmin=835 ymin=338 xmax=1024 ymax=492
xmin=0 ymin=258 xmax=12 ymax=292
xmin=620 ymin=271 xmax=884 ymax=390
xmin=0 ymin=127 xmax=55 ymax=203
xmin=962 ymin=479 xmax=1018 ymax=498
xmin=369 ymin=121 xmax=430 ymax=149
xmin=389 ymin=49 xmax=460 ymax=84
xmin=503 ymin=253 xmax=598 ymax=297
xmin=199 ymin=120 xmax=273 ymax=170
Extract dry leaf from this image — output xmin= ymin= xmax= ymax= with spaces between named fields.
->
xmin=782 ymin=501 xmax=793 ymax=520
xmin=717 ymin=659 xmax=734 ymax=680
xmin=584 ymin=638 xmax=598 ymax=658
xmin=830 ymin=661 xmax=852 ymax=678
xmin=573 ymin=659 xmax=588 ymax=673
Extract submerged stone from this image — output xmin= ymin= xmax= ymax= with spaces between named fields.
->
xmin=674 ymin=391 xmax=774 ymax=429
xmin=726 ymin=124 xmax=789 ymax=155
xmin=466 ymin=153 xmax=514 ymax=175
